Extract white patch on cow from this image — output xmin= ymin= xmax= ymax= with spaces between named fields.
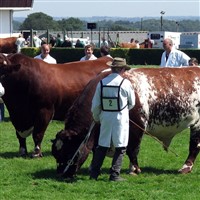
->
xmin=178 ymin=163 xmax=193 ymax=172
xmin=197 ymin=143 xmax=200 ymax=148
xmin=17 ymin=126 xmax=34 ymax=138
xmin=3 ymin=60 xmax=7 ymax=65
xmin=55 ymin=139 xmax=63 ymax=151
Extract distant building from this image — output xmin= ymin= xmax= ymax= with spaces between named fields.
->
xmin=0 ymin=0 xmax=34 ymax=37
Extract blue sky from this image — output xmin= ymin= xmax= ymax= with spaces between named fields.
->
xmin=13 ymin=0 xmax=200 ymax=18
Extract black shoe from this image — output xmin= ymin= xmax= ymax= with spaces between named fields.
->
xmin=109 ymin=176 xmax=126 ymax=182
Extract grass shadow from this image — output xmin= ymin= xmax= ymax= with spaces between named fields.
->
xmin=32 ymin=168 xmax=80 ymax=183
xmin=0 ymin=150 xmax=53 ymax=159
xmin=138 ymin=166 xmax=179 ymax=175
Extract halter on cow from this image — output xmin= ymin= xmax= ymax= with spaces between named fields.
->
xmin=0 ymin=53 xmax=112 ymax=158
xmin=51 ymin=67 xmax=200 ymax=178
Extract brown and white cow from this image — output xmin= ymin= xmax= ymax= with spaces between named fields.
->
xmin=0 ymin=53 xmax=112 ymax=157
xmin=51 ymin=66 xmax=200 ymax=178
xmin=0 ymin=37 xmax=17 ymax=53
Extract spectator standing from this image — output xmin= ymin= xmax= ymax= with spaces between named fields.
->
xmin=135 ymin=40 xmax=140 ymax=48
xmin=129 ymin=38 xmax=135 ymax=43
xmin=55 ymin=33 xmax=63 ymax=47
xmin=100 ymin=46 xmax=112 ymax=58
xmin=33 ymin=34 xmax=42 ymax=47
xmin=34 ymin=44 xmax=57 ymax=64
xmin=80 ymin=44 xmax=97 ymax=61
xmin=100 ymin=37 xmax=109 ymax=47
xmin=49 ymin=36 xmax=56 ymax=47
xmin=160 ymin=38 xmax=190 ymax=67
xmin=90 ymin=57 xmax=135 ymax=181
xmin=15 ymin=34 xmax=26 ymax=53
xmin=75 ymin=39 xmax=84 ymax=48
xmin=61 ymin=36 xmax=72 ymax=48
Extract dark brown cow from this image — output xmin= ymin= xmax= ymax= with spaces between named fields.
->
xmin=52 ymin=67 xmax=200 ymax=178
xmin=0 ymin=37 xmax=17 ymax=53
xmin=0 ymin=53 xmax=112 ymax=157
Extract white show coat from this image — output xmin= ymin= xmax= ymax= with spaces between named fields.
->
xmin=0 ymin=83 xmax=5 ymax=97
xmin=91 ymin=73 xmax=135 ymax=148
xmin=160 ymin=48 xmax=190 ymax=67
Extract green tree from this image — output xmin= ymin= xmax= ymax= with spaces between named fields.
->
xmin=13 ymin=20 xmax=22 ymax=30
xmin=20 ymin=12 xmax=58 ymax=30
xmin=57 ymin=17 xmax=84 ymax=31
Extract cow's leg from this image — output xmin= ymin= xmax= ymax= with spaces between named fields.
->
xmin=16 ymin=131 xmax=27 ymax=157
xmin=126 ymin=125 xmax=144 ymax=175
xmin=31 ymin=109 xmax=54 ymax=158
xmin=178 ymin=128 xmax=200 ymax=174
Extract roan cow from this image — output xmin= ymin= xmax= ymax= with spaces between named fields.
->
xmin=51 ymin=66 xmax=200 ymax=178
xmin=0 ymin=53 xmax=112 ymax=157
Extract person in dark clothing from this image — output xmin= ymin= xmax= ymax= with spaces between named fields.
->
xmin=61 ymin=37 xmax=72 ymax=48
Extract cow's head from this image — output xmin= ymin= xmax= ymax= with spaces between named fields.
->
xmin=0 ymin=53 xmax=21 ymax=78
xmin=51 ymin=129 xmax=86 ymax=179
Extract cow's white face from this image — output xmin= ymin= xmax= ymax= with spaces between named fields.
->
xmin=51 ymin=130 xmax=83 ymax=178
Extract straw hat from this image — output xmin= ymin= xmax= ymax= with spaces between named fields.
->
xmin=107 ymin=57 xmax=130 ymax=70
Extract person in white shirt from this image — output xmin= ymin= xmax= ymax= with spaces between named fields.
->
xmin=90 ymin=57 xmax=135 ymax=181
xmin=160 ymin=38 xmax=190 ymax=67
xmin=15 ymin=34 xmax=26 ymax=53
xmin=80 ymin=45 xmax=97 ymax=61
xmin=100 ymin=37 xmax=109 ymax=47
xmin=34 ymin=44 xmax=57 ymax=64
xmin=0 ymin=83 xmax=5 ymax=122
xmin=33 ymin=34 xmax=42 ymax=47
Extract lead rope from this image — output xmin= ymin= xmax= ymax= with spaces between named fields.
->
xmin=129 ymin=119 xmax=178 ymax=157
xmin=63 ymin=121 xmax=96 ymax=174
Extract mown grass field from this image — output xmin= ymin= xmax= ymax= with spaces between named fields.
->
xmin=0 ymin=109 xmax=199 ymax=200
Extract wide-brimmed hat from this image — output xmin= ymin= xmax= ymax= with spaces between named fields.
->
xmin=107 ymin=57 xmax=130 ymax=70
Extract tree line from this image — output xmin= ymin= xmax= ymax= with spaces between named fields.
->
xmin=14 ymin=12 xmax=200 ymax=32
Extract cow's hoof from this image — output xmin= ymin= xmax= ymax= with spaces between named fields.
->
xmin=178 ymin=164 xmax=193 ymax=174
xmin=128 ymin=171 xmax=138 ymax=176
xmin=19 ymin=147 xmax=28 ymax=157
xmin=128 ymin=166 xmax=141 ymax=175
xmin=31 ymin=152 xmax=43 ymax=158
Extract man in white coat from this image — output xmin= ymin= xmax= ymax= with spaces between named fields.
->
xmin=90 ymin=57 xmax=135 ymax=181
xmin=160 ymin=38 xmax=190 ymax=67
xmin=0 ymin=82 xmax=5 ymax=122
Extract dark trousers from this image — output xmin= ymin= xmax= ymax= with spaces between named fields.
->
xmin=90 ymin=145 xmax=126 ymax=179
xmin=0 ymin=103 xmax=4 ymax=122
